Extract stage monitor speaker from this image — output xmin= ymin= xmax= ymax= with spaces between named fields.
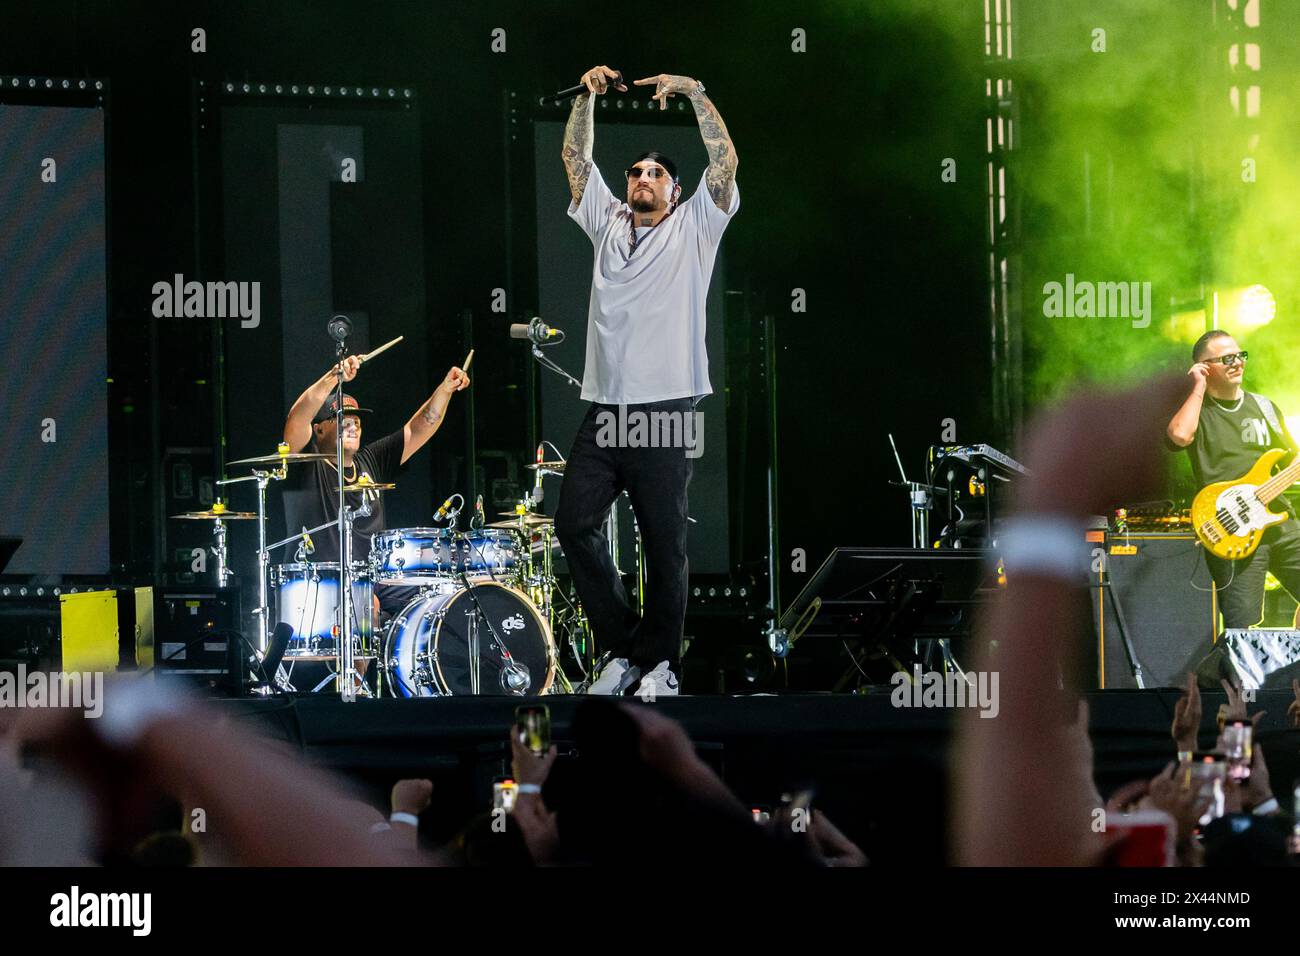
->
xmin=1092 ymin=532 xmax=1217 ymax=689
xmin=1193 ymin=629 xmax=1300 ymax=691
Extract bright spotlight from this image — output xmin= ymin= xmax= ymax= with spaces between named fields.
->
xmin=1224 ymin=283 xmax=1277 ymax=329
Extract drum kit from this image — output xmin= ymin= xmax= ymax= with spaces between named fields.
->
xmin=167 ymin=319 xmax=650 ymax=701
xmin=170 ymin=450 xmax=603 ymax=699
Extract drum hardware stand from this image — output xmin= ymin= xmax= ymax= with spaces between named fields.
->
xmin=336 ymin=491 xmax=376 ymax=698
xmin=1093 ymin=567 xmax=1146 ymax=689
xmin=888 ymin=433 xmax=936 ymax=550
xmin=217 ymin=454 xmax=289 ymax=653
xmin=258 ymin=518 xmax=342 ymax=694
xmin=465 ymin=605 xmax=482 ymax=694
xmin=213 ymin=515 xmax=231 ymax=587
xmin=326 ymin=315 xmax=359 ymax=702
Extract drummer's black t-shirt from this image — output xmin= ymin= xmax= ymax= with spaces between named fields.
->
xmin=1182 ymin=392 xmax=1297 ymax=516
xmin=282 ymin=429 xmax=407 ymax=563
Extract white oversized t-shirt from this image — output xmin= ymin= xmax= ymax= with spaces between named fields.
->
xmin=568 ymin=163 xmax=739 ymax=405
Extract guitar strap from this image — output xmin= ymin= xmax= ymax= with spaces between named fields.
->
xmin=1251 ymin=392 xmax=1292 ymax=450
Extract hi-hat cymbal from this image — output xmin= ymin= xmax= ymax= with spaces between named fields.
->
xmin=171 ymin=509 xmax=258 ymax=520
xmin=488 ymin=513 xmax=554 ymax=529
xmin=342 ymin=481 xmax=396 ymax=493
xmin=228 ymin=451 xmax=335 ymax=466
xmin=526 ymin=461 xmax=566 ymax=475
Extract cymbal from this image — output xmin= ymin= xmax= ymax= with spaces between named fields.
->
xmin=488 ymin=514 xmax=554 ymax=529
xmin=342 ymin=481 xmax=396 ymax=493
xmin=228 ymin=452 xmax=335 ymax=466
xmin=171 ymin=509 xmax=258 ymax=520
xmin=526 ymin=461 xmax=566 ymax=474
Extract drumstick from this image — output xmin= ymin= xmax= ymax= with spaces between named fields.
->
xmin=462 ymin=349 xmax=474 ymax=373
xmin=359 ymin=335 xmax=404 ymax=364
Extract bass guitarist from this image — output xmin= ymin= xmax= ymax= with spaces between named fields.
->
xmin=1167 ymin=329 xmax=1300 ymax=627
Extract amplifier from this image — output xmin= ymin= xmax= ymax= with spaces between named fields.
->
xmin=148 ymin=588 xmax=243 ymax=690
xmin=1091 ymin=532 xmax=1218 ymax=689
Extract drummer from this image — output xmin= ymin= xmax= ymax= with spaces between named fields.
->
xmin=281 ymin=354 xmax=470 ymax=616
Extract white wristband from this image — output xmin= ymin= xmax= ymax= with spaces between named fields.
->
xmin=389 ymin=811 xmax=420 ymax=827
xmin=1252 ymin=797 xmax=1279 ymax=816
xmin=516 ymin=783 xmax=542 ymax=795
xmin=998 ymin=515 xmax=1089 ymax=583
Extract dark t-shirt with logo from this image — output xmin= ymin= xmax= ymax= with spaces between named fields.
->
xmin=1185 ymin=392 xmax=1297 ymax=514
xmin=282 ymin=429 xmax=407 ymax=563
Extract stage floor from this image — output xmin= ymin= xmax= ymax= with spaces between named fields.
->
xmin=214 ymin=688 xmax=1300 ymax=862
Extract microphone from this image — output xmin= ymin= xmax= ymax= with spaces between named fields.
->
xmin=501 ymin=661 xmax=531 ymax=694
xmin=509 ymin=317 xmax=563 ymax=345
xmin=551 ymin=71 xmax=623 ymax=100
xmin=327 ymin=314 xmax=352 ymax=343
xmin=300 ymin=528 xmax=315 ymax=555
xmin=434 ymin=495 xmax=456 ymax=521
xmin=471 ymin=494 xmax=486 ymax=530
xmin=258 ymin=622 xmax=294 ymax=687
xmin=532 ymin=444 xmax=545 ymax=505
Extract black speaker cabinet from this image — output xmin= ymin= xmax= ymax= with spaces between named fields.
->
xmin=1091 ymin=532 xmax=1217 ymax=689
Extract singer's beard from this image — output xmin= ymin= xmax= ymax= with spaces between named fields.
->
xmin=629 ymin=191 xmax=658 ymax=213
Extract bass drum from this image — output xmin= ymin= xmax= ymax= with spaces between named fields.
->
xmin=385 ymin=582 xmax=555 ymax=697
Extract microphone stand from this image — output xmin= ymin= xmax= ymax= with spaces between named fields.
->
xmin=520 ymin=327 xmax=626 ymax=582
xmin=530 ymin=341 xmax=582 ymax=389
xmin=332 ymin=327 xmax=357 ymax=702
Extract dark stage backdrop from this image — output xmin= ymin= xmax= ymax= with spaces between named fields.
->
xmin=532 ymin=119 xmax=732 ymax=574
xmin=216 ymin=100 xmax=430 ymax=597
xmin=0 ymin=104 xmax=108 ymax=574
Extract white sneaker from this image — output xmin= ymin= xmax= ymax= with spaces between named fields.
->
xmin=586 ymin=657 xmax=640 ymax=695
xmin=633 ymin=661 xmax=680 ymax=699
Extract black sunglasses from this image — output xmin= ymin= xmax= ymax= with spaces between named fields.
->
xmin=626 ymin=165 xmax=671 ymax=180
xmin=1206 ymin=351 xmax=1249 ymax=367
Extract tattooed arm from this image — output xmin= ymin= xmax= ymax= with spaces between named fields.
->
xmin=284 ymin=355 xmax=361 ymax=452
xmin=690 ymin=92 xmax=739 ymax=212
xmin=401 ymin=365 xmax=470 ymax=465
xmin=635 ymin=74 xmax=739 ymax=211
xmin=563 ymin=66 xmax=626 ymax=206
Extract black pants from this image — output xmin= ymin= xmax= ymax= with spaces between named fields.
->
xmin=1205 ymin=518 xmax=1300 ymax=628
xmin=555 ymin=399 xmax=696 ymax=672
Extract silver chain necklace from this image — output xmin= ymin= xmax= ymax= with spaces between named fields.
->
xmin=1211 ymin=393 xmax=1245 ymax=413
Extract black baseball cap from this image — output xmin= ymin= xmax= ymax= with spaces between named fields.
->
xmin=312 ymin=393 xmax=373 ymax=424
